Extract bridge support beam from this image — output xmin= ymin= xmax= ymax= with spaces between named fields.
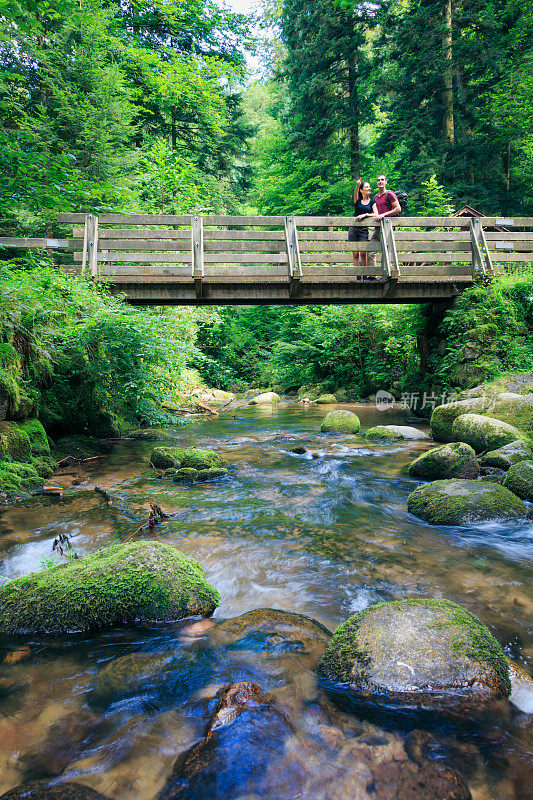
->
xmin=191 ymin=215 xmax=204 ymax=299
xmin=284 ymin=216 xmax=302 ymax=298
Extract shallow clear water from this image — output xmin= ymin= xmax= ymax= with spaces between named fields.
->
xmin=0 ymin=403 xmax=532 ymax=799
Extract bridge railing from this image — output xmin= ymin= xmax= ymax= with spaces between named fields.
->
xmin=1 ymin=214 xmax=532 ymax=301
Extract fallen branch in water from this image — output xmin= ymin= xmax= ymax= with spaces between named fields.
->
xmin=122 ymin=504 xmax=173 ymax=544
xmin=195 ymin=401 xmax=218 ymax=416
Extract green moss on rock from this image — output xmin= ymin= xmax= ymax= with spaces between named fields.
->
xmin=197 ymin=468 xmax=228 ymax=481
xmin=0 ymin=460 xmax=43 ymax=496
xmin=0 ymin=540 xmax=220 ymax=635
xmin=431 ymin=394 xmax=533 ymax=442
xmin=316 ymin=394 xmax=337 ymax=404
xmin=318 ymin=598 xmax=510 ymax=713
xmin=364 ymin=426 xmax=397 ymax=441
xmin=503 ymin=460 xmax=533 ymax=500
xmin=0 ymin=421 xmax=31 ymax=462
xmin=451 ymin=413 xmax=531 ymax=453
xmin=172 ymin=467 xmax=199 ymax=483
xmin=17 ymin=419 xmax=50 ymax=457
xmin=151 ymin=446 xmax=227 ymax=471
xmin=407 ymin=479 xmax=527 ymax=525
xmin=479 ymin=440 xmax=533 ymax=471
xmin=408 ymin=443 xmax=479 ymax=480
xmin=320 ymin=410 xmax=360 ymax=434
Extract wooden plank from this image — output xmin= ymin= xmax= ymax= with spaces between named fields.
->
xmin=203 ymin=215 xmax=284 ymax=226
xmin=203 ymin=253 xmax=287 ymax=263
xmin=59 ymin=213 xmax=193 ymax=225
xmin=487 ymin=241 xmax=533 ymax=252
xmin=204 ymin=241 xmax=289 ymax=253
xmin=74 ymin=252 xmax=192 ymax=263
xmin=90 ymin=264 xmax=468 ymax=279
xmin=293 ymin=216 xmax=472 ymax=227
xmin=0 ymin=237 xmax=68 ymax=248
xmin=76 ymin=228 xmax=192 ymax=239
xmin=204 ymin=230 xmax=285 ymax=241
xmin=70 ymin=239 xmax=192 ymax=251
xmin=397 ymin=253 xmax=472 ymax=262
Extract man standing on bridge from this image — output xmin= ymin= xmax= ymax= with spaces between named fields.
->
xmin=368 ymin=174 xmax=402 ymax=272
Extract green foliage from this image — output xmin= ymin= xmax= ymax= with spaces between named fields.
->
xmin=0 ymin=261 xmax=217 ymax=434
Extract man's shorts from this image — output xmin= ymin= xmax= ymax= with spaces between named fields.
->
xmin=348 ymin=225 xmax=369 ymax=242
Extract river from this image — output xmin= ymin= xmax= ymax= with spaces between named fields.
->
xmin=0 ymin=402 xmax=531 ymax=799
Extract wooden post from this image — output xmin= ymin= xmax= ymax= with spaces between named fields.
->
xmin=474 ymin=217 xmax=494 ymax=277
xmin=284 ymin=216 xmax=302 ymax=297
xmin=86 ymin=214 xmax=99 ymax=279
xmin=81 ymin=215 xmax=88 ymax=275
xmin=191 ymin=215 xmax=204 ymax=299
xmin=380 ymin=219 xmax=391 ymax=281
xmin=470 ymin=218 xmax=493 ymax=279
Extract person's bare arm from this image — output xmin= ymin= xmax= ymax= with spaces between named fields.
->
xmin=353 ymin=178 xmax=361 ymax=205
xmin=379 ymin=198 xmax=401 ymax=218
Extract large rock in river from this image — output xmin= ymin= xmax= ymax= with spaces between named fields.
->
xmin=451 ymin=413 xmax=531 ymax=453
xmin=430 ymin=393 xmax=533 ymax=442
xmin=365 ymin=425 xmax=429 ymax=441
xmin=479 ymin=439 xmax=532 ymax=471
xmin=151 ymin=446 xmax=227 ymax=471
xmin=317 ymin=598 xmax=511 ymax=715
xmin=248 ymin=392 xmax=280 ymax=405
xmin=0 ymin=541 xmax=219 ymax=635
xmin=408 ymin=442 xmax=479 ymax=480
xmin=320 ymin=409 xmax=360 ymax=433
xmin=407 ymin=479 xmax=527 ymax=525
xmin=503 ymin=460 xmax=533 ymax=500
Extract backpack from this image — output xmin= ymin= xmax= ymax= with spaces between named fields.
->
xmin=387 ymin=190 xmax=408 ymax=215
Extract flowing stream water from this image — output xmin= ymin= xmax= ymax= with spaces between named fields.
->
xmin=0 ymin=402 xmax=531 ymax=799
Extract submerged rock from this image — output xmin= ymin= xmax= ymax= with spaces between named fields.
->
xmin=365 ymin=425 xmax=429 ymax=441
xmin=210 ymin=608 xmax=331 ymax=654
xmin=479 ymin=439 xmax=532 ymax=471
xmin=407 ymin=479 xmax=527 ymax=525
xmin=196 ymin=468 xmax=228 ymax=481
xmin=320 ymin=409 xmax=360 ymax=434
xmin=0 ymin=784 xmax=110 ymax=799
xmin=408 ymin=442 xmax=479 ymax=480
xmin=317 ymin=598 xmax=510 ymax=715
xmin=0 ymin=541 xmax=219 ymax=635
xmin=248 ymin=392 xmax=281 ymax=405
xmin=451 ymin=414 xmax=531 ymax=453
xmin=503 ymin=460 xmax=533 ymax=500
xmin=151 ymin=447 xmax=227 ymax=471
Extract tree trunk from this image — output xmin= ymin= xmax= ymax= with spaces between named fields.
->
xmin=348 ymin=58 xmax=360 ymax=178
xmin=171 ymin=110 xmax=177 ymax=150
xmin=503 ymin=142 xmax=511 ymax=191
xmin=442 ymin=0 xmax=455 ymax=146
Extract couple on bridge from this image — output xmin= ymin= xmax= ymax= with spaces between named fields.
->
xmin=348 ymin=174 xmax=401 ymax=274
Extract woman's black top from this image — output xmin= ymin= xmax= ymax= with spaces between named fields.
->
xmin=354 ymin=197 xmax=374 ymax=215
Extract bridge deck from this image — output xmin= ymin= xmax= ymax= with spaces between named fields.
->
xmin=2 ymin=214 xmax=532 ymax=304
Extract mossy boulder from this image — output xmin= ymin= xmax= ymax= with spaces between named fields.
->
xmin=407 ymin=479 xmax=527 ymax=525
xmin=172 ymin=467 xmax=199 ymax=483
xmin=503 ymin=460 xmax=533 ymax=500
xmin=151 ymin=446 xmax=227 ymax=471
xmin=0 ymin=541 xmax=220 ymax=635
xmin=248 ymin=391 xmax=281 ymax=405
xmin=17 ymin=419 xmax=50 ymax=457
xmin=479 ymin=440 xmax=533 ymax=471
xmin=197 ymin=468 xmax=228 ymax=481
xmin=315 ymin=394 xmax=337 ymax=404
xmin=317 ymin=598 xmax=510 ymax=714
xmin=320 ymin=410 xmax=360 ymax=434
xmin=451 ymin=413 xmax=531 ymax=453
xmin=0 ymin=420 xmax=31 ymax=462
xmin=430 ymin=398 xmax=496 ymax=442
xmin=431 ymin=393 xmax=533 ymax=442
xmin=0 ymin=460 xmax=43 ymax=497
xmin=408 ymin=443 xmax=479 ymax=480
xmin=365 ymin=425 xmax=429 ymax=441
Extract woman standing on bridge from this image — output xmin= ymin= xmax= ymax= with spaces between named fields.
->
xmin=348 ymin=178 xmax=377 ymax=276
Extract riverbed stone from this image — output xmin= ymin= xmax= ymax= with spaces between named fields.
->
xmin=407 ymin=479 xmax=527 ymax=525
xmin=451 ymin=413 xmax=531 ymax=453
xmin=408 ymin=442 xmax=479 ymax=480
xmin=151 ymin=446 xmax=227 ymax=471
xmin=172 ymin=467 xmax=199 ymax=483
xmin=316 ymin=394 xmax=338 ymax=404
xmin=317 ymin=598 xmax=510 ymax=714
xmin=365 ymin=425 xmax=429 ymax=441
xmin=0 ymin=784 xmax=110 ymax=799
xmin=430 ymin=398 xmax=495 ymax=442
xmin=503 ymin=460 xmax=533 ymax=500
xmin=248 ymin=392 xmax=281 ymax=405
xmin=478 ymin=440 xmax=532 ymax=471
xmin=0 ymin=541 xmax=219 ymax=635
xmin=196 ymin=468 xmax=228 ymax=481
xmin=210 ymin=608 xmax=331 ymax=654
xmin=431 ymin=393 xmax=533 ymax=442
xmin=320 ymin=409 xmax=360 ymax=433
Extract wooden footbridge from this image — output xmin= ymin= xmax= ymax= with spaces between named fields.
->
xmin=3 ymin=213 xmax=533 ymax=304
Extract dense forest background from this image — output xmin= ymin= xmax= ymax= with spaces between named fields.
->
xmin=1 ymin=0 xmax=532 ymax=439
